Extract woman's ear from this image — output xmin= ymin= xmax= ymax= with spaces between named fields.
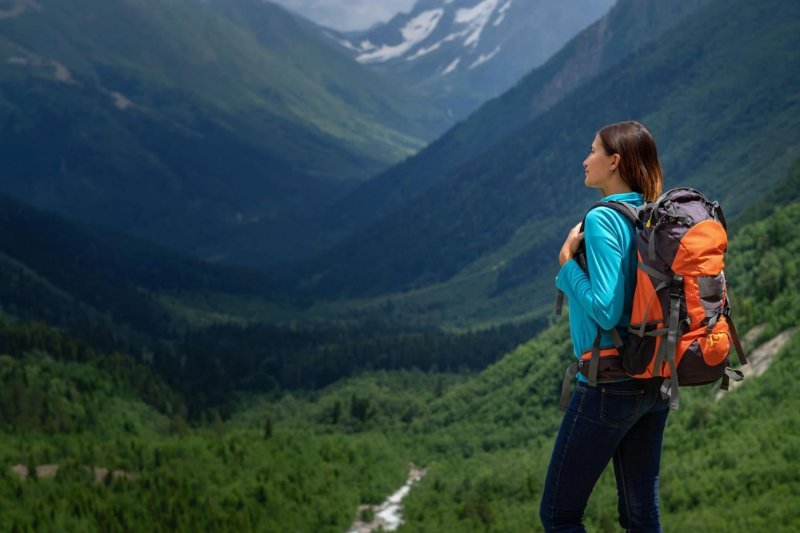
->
xmin=611 ymin=153 xmax=621 ymax=170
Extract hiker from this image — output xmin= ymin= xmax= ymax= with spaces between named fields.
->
xmin=540 ymin=121 xmax=668 ymax=532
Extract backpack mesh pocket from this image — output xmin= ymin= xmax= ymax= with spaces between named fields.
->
xmin=622 ymin=321 xmax=662 ymax=375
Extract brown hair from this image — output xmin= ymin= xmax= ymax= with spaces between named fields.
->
xmin=597 ymin=121 xmax=663 ymax=201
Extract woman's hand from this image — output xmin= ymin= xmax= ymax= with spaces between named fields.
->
xmin=559 ymin=222 xmax=584 ymax=266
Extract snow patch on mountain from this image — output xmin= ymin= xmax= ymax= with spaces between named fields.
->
xmin=407 ymin=41 xmax=443 ymax=61
xmin=469 ymin=45 xmax=500 ymax=69
xmin=357 ymin=9 xmax=445 ymax=63
xmin=335 ymin=37 xmax=359 ymax=52
xmin=406 ymin=28 xmax=465 ymax=61
xmin=455 ymin=0 xmax=500 ymax=47
xmin=493 ymin=0 xmax=512 ymax=26
xmin=442 ymin=57 xmax=461 ymax=75
xmin=343 ymin=0 xmax=513 ymax=66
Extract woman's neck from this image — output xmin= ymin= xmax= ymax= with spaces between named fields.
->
xmin=602 ymin=179 xmax=634 ymax=197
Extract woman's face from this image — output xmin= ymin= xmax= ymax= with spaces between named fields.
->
xmin=583 ymin=135 xmax=616 ymax=190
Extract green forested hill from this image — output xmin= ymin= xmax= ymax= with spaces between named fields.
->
xmin=292 ymin=0 xmax=800 ymax=327
xmin=0 ymin=193 xmax=288 ymax=353
xmin=0 ymin=0 xmax=450 ymax=266
xmin=0 ymin=319 xmax=420 ymax=531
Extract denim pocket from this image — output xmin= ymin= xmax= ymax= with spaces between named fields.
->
xmin=573 ymin=383 xmax=589 ymax=412
xmin=600 ymin=386 xmax=645 ymax=427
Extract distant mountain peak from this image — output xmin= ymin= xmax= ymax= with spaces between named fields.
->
xmin=329 ymin=0 xmax=614 ymax=120
xmin=347 ymin=0 xmax=509 ymax=67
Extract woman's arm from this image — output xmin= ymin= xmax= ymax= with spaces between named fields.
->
xmin=555 ymin=208 xmax=629 ymax=330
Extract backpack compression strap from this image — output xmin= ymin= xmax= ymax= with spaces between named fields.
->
xmin=660 ymin=275 xmax=684 ymax=410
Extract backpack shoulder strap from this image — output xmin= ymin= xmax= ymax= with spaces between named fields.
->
xmin=555 ymin=200 xmax=643 ymax=316
xmin=576 ymin=200 xmax=642 ymax=266
xmin=589 ymin=200 xmax=642 ymax=229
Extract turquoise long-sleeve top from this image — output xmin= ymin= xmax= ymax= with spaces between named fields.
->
xmin=555 ymin=191 xmax=644 ymax=382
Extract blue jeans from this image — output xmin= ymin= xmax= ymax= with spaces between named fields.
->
xmin=539 ymin=378 xmax=670 ymax=532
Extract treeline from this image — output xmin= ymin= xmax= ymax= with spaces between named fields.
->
xmin=0 ymin=319 xmax=184 ymax=425
xmin=171 ymin=316 xmax=547 ymax=417
xmin=0 ymin=314 xmax=546 ymax=421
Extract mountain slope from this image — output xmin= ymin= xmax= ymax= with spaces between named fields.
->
xmin=314 ymin=0 xmax=710 ymax=250
xmin=0 ymin=194 xmax=291 ymax=351
xmin=295 ymin=0 xmax=800 ymax=323
xmin=0 ymin=0 xmax=449 ymax=266
xmin=330 ymin=0 xmax=613 ymax=120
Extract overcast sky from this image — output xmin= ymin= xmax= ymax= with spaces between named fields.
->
xmin=270 ymin=0 xmax=417 ymax=32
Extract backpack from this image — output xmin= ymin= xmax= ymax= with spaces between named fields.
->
xmin=555 ymin=187 xmax=747 ymax=410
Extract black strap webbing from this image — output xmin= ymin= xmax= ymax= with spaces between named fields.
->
xmin=715 ymin=202 xmax=728 ymax=230
xmin=726 ymin=316 xmax=748 ymax=366
xmin=588 ymin=331 xmax=602 ymax=387
xmin=652 ymin=335 xmax=667 ymax=378
xmin=610 ymin=328 xmax=624 ymax=349
xmin=559 ymin=363 xmax=579 ymax=411
xmin=555 ymin=290 xmax=565 ymax=315
xmin=592 ymin=201 xmax=640 ymax=228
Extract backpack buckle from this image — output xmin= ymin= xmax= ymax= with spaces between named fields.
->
xmin=669 ymin=275 xmax=684 ymax=297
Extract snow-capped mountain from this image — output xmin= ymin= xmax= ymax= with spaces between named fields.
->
xmin=330 ymin=0 xmax=614 ymax=119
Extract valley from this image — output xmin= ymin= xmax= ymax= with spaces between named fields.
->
xmin=0 ymin=0 xmax=798 ymax=530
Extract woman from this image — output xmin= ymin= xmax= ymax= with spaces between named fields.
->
xmin=539 ymin=121 xmax=668 ymax=532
